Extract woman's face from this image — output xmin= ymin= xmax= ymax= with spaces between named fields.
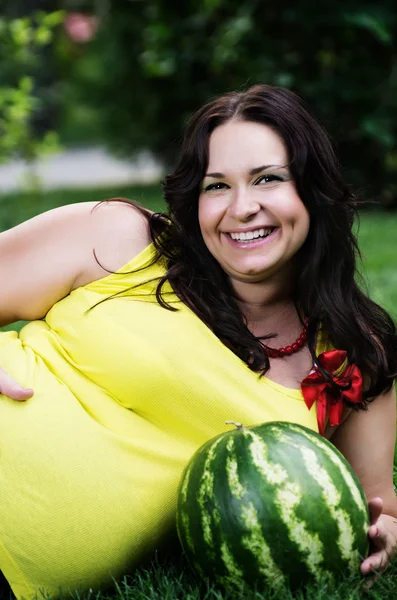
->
xmin=198 ymin=119 xmax=310 ymax=289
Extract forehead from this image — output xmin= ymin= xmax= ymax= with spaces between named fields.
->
xmin=206 ymin=120 xmax=287 ymax=171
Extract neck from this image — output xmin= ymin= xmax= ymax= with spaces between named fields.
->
xmin=232 ymin=275 xmax=291 ymax=315
xmin=231 ymin=279 xmax=302 ymax=340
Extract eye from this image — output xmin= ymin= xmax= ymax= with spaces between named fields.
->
xmin=255 ymin=174 xmax=284 ymax=185
xmin=202 ymin=182 xmax=229 ymax=192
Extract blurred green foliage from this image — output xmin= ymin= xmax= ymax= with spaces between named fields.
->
xmin=0 ymin=9 xmax=64 ymax=165
xmin=64 ymin=0 xmax=397 ymax=207
xmin=2 ymin=2 xmax=397 ymax=207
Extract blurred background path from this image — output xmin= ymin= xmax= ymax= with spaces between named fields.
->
xmin=0 ymin=148 xmax=163 ymax=192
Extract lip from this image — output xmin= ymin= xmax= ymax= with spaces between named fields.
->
xmin=223 ymin=228 xmax=279 ymax=249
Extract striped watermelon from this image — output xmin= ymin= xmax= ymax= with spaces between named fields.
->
xmin=176 ymin=421 xmax=370 ymax=591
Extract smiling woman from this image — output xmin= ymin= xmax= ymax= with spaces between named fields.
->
xmin=0 ymin=85 xmax=396 ymax=598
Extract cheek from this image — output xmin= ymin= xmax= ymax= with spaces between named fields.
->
xmin=282 ymin=194 xmax=309 ymax=224
xmin=293 ymin=199 xmax=309 ymax=223
xmin=299 ymin=203 xmax=310 ymax=232
xmin=198 ymin=196 xmax=219 ymax=232
xmin=197 ymin=197 xmax=208 ymax=234
xmin=278 ymin=195 xmax=310 ymax=243
xmin=296 ymin=209 xmax=310 ymax=248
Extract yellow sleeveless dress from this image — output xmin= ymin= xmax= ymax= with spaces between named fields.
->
xmin=0 ymin=242 xmax=318 ymax=599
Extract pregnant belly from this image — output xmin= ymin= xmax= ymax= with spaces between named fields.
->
xmin=0 ymin=334 xmax=181 ymax=598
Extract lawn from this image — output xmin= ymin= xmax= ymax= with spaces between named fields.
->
xmin=0 ymin=186 xmax=396 ymax=599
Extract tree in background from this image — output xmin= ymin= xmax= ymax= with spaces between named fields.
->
xmin=0 ymin=2 xmax=65 ymax=167
xmin=4 ymin=1 xmax=395 ymax=206
xmin=67 ymin=0 xmax=397 ymax=207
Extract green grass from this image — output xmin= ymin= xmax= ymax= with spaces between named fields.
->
xmin=356 ymin=213 xmax=397 ymax=320
xmin=1 ymin=547 xmax=395 ymax=599
xmin=63 ymin=552 xmax=397 ymax=600
xmin=22 ymin=551 xmax=397 ymax=600
xmin=0 ymin=187 xmax=397 ymax=599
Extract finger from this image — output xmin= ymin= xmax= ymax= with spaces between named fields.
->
xmin=4 ymin=386 xmax=34 ymax=401
xmin=368 ymin=519 xmax=389 ymax=549
xmin=361 ymin=549 xmax=389 ymax=575
xmin=368 ymin=497 xmax=383 ymax=526
xmin=0 ymin=369 xmax=34 ymax=401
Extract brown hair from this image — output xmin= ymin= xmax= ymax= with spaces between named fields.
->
xmin=116 ymin=85 xmax=397 ymax=404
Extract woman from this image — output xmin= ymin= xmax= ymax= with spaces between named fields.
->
xmin=0 ymin=85 xmax=396 ymax=598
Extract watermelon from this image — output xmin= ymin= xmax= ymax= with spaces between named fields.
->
xmin=176 ymin=421 xmax=370 ymax=591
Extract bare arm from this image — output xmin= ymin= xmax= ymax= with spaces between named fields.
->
xmin=1 ymin=202 xmax=93 ymax=325
xmin=0 ymin=199 xmax=151 ymax=398
xmin=330 ymin=385 xmax=397 ymax=573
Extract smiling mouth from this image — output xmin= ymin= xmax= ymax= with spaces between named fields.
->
xmin=228 ymin=227 xmax=277 ymax=242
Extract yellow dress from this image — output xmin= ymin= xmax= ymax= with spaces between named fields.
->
xmin=0 ymin=242 xmax=318 ymax=599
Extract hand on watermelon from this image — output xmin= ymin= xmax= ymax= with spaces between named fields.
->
xmin=360 ymin=497 xmax=397 ymax=576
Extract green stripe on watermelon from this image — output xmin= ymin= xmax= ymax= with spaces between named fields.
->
xmin=176 ymin=421 xmax=370 ymax=591
xmin=233 ymin=428 xmax=325 ymax=585
xmin=225 ymin=437 xmax=285 ymax=587
xmin=285 ymin=424 xmax=369 ymax=525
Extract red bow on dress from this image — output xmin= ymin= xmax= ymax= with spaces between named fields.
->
xmin=301 ymin=349 xmax=363 ymax=436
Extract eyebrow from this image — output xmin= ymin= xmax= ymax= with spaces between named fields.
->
xmin=204 ymin=165 xmax=286 ymax=178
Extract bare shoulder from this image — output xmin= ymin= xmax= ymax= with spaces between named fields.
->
xmin=73 ymin=199 xmax=153 ymax=289
xmin=330 ymin=386 xmax=396 ymax=447
xmin=0 ymin=199 xmax=153 ymax=324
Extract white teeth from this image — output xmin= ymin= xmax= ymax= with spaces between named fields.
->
xmin=230 ymin=227 xmax=274 ymax=241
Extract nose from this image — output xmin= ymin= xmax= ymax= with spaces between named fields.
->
xmin=228 ymin=188 xmax=261 ymax=222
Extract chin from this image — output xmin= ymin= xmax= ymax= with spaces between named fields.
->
xmin=236 ymin=263 xmax=277 ymax=278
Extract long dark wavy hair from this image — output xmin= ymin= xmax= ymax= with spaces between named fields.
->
xmin=130 ymin=85 xmax=397 ymax=404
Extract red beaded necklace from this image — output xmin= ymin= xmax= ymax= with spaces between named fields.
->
xmin=262 ymin=319 xmax=309 ymax=358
